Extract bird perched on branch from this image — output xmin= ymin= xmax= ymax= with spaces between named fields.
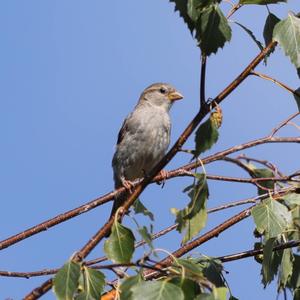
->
xmin=109 ymin=82 xmax=183 ymax=222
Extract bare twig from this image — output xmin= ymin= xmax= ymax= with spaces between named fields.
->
xmin=227 ymin=3 xmax=242 ymax=19
xmin=270 ymin=112 xmax=300 ymax=137
xmin=237 ymin=154 xmax=284 ymax=177
xmin=218 ymin=239 xmax=300 ymax=263
xmin=250 ymin=70 xmax=300 ymax=97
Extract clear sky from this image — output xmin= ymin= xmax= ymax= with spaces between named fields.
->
xmin=0 ymin=1 xmax=299 ymax=299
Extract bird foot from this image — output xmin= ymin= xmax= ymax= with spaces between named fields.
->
xmin=121 ymin=178 xmax=134 ymax=193
xmin=157 ymin=169 xmax=169 ymax=188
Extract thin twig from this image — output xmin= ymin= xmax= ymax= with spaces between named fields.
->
xmin=227 ymin=3 xmax=242 ymax=19
xmin=250 ymin=70 xmax=300 ymax=97
xmin=237 ymin=154 xmax=284 ymax=177
xmin=218 ymin=239 xmax=300 ymax=263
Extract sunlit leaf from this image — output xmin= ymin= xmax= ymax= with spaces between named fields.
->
xmin=196 ymin=287 xmax=228 ymax=300
xmin=283 ymin=192 xmax=300 ymax=206
xmin=131 ymin=281 xmax=185 ymax=300
xmin=273 ymin=13 xmax=300 ymax=69
xmin=120 ymin=275 xmax=143 ymax=300
xmin=104 ymin=221 xmax=135 ymax=263
xmin=76 ymin=267 xmax=105 ymax=300
xmin=53 ymin=261 xmax=81 ymax=300
xmin=251 ymin=198 xmax=292 ymax=239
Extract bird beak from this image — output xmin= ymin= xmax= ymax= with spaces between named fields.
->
xmin=168 ymin=91 xmax=184 ymax=102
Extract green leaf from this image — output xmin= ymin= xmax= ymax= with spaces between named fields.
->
xmin=187 ymin=0 xmax=220 ymax=22
xmin=200 ymin=258 xmax=225 ymax=287
xmin=251 ymin=168 xmax=275 ymax=195
xmin=283 ymin=192 xmax=300 ymax=206
xmin=261 ymin=238 xmax=282 ymax=286
xmin=239 ymin=0 xmax=287 ymax=4
xmin=234 ymin=21 xmax=263 ymax=51
xmin=131 ymin=281 xmax=185 ymax=300
xmin=104 ymin=221 xmax=135 ymax=263
xmin=53 ymin=260 xmax=81 ymax=300
xmin=263 ymin=13 xmax=280 ymax=46
xmin=273 ymin=13 xmax=300 ymax=69
xmin=251 ymin=198 xmax=292 ymax=239
xmin=120 ymin=275 xmax=143 ymax=300
xmin=169 ymin=0 xmax=195 ymax=34
xmin=133 ymin=198 xmax=154 ymax=221
xmin=174 ymin=258 xmax=205 ymax=279
xmin=170 ymin=1 xmax=230 ymax=55
xmin=279 ymin=248 xmax=294 ymax=288
xmin=174 ymin=175 xmax=209 ymax=243
xmin=137 ymin=226 xmax=154 ymax=250
xmin=196 ymin=5 xmax=232 ymax=55
xmin=196 ymin=287 xmax=228 ymax=300
xmin=194 ymin=118 xmax=219 ymax=157
xmin=170 ymin=277 xmax=200 ymax=300
xmin=76 ymin=267 xmax=105 ymax=300
xmin=288 ymin=255 xmax=300 ymax=290
xmin=293 ymin=87 xmax=300 ymax=112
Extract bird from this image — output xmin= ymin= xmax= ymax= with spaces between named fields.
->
xmin=109 ymin=82 xmax=183 ymax=223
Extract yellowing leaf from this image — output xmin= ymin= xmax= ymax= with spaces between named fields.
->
xmin=252 ymin=198 xmax=292 ymax=239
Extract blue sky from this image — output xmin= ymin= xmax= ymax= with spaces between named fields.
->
xmin=0 ymin=1 xmax=299 ymax=299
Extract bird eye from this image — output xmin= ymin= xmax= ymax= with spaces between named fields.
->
xmin=159 ymin=87 xmax=167 ymax=94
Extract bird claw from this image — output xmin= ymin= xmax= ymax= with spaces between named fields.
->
xmin=121 ymin=179 xmax=134 ymax=193
xmin=157 ymin=169 xmax=168 ymax=188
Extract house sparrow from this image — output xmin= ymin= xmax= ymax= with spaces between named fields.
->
xmin=110 ymin=83 xmax=183 ymax=220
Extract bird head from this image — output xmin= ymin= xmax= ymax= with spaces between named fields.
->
xmin=139 ymin=83 xmax=183 ymax=111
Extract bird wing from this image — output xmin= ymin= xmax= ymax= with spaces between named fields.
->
xmin=116 ymin=112 xmax=133 ymax=145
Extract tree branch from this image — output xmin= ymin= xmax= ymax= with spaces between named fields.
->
xmin=2 ymin=133 xmax=298 ymax=253
xmin=23 ymin=42 xmax=277 ymax=299
xmin=218 ymin=239 xmax=300 ymax=263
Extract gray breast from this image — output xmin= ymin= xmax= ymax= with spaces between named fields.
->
xmin=112 ymin=106 xmax=171 ymax=186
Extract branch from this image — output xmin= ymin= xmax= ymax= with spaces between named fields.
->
xmin=218 ymin=239 xmax=300 ymax=263
xmin=2 ymin=134 xmax=298 ymax=252
xmin=250 ymin=70 xmax=300 ymax=99
xmin=227 ymin=3 xmax=242 ymax=19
